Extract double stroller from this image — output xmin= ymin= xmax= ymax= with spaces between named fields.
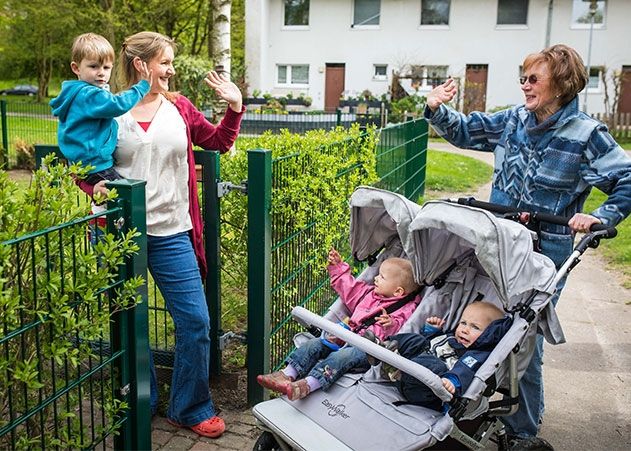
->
xmin=252 ymin=186 xmax=617 ymax=450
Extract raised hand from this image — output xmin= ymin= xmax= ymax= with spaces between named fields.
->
xmin=133 ymin=57 xmax=153 ymax=88
xmin=328 ymin=248 xmax=342 ymax=265
xmin=426 ymin=316 xmax=446 ymax=329
xmin=204 ymin=70 xmax=243 ymax=113
xmin=426 ymin=78 xmax=457 ymax=112
xmin=376 ymin=308 xmax=394 ymax=327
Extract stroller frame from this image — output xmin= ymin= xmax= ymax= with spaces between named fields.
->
xmin=252 ymin=188 xmax=617 ymax=451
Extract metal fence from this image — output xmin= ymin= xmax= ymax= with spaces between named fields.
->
xmin=0 ymin=100 xmax=57 ymax=167
xmin=245 ymin=117 xmax=429 ymax=403
xmin=0 ymin=173 xmax=151 ymax=449
xmin=238 ymin=111 xmax=384 ymax=137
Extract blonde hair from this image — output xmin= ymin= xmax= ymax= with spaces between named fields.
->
xmin=71 ymin=33 xmax=115 ymax=64
xmin=465 ymin=301 xmax=505 ymax=324
xmin=118 ymin=31 xmax=176 ymax=90
xmin=522 ymin=44 xmax=588 ymax=106
xmin=382 ymin=257 xmax=419 ymax=294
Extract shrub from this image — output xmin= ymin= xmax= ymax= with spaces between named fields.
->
xmin=0 ymin=156 xmax=144 ymax=448
xmin=389 ymin=94 xmax=427 ymax=123
xmin=218 ymin=126 xmax=379 ymax=331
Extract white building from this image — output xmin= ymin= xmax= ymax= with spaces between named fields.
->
xmin=245 ymin=0 xmax=631 ymax=114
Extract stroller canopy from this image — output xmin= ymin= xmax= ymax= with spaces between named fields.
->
xmin=349 ymin=186 xmax=422 ymax=262
xmin=409 ymin=200 xmax=557 ymax=307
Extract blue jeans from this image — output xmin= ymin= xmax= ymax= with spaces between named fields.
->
xmin=287 ymin=338 xmax=370 ymax=390
xmin=147 ymin=232 xmax=216 ymax=425
xmin=502 ymin=229 xmax=572 ymax=438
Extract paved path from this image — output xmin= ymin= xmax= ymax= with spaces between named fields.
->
xmin=152 ymin=141 xmax=631 ymax=450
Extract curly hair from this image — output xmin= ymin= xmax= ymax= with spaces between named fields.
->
xmin=522 ymin=44 xmax=588 ymax=106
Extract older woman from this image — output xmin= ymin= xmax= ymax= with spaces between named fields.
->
xmin=424 ymin=44 xmax=630 ymax=451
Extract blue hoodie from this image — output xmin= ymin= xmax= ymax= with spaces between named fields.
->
xmin=50 ymin=79 xmax=150 ymax=173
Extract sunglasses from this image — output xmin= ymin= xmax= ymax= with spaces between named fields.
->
xmin=519 ymin=75 xmax=542 ymax=85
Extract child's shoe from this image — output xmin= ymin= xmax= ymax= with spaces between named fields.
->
xmin=256 ymin=371 xmax=293 ymax=394
xmin=286 ymin=379 xmax=311 ymax=401
xmin=362 ymin=330 xmax=401 ymax=381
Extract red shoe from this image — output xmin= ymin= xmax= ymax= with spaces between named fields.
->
xmin=256 ymin=371 xmax=292 ymax=394
xmin=167 ymin=416 xmax=225 ymax=438
xmin=286 ymin=379 xmax=311 ymax=401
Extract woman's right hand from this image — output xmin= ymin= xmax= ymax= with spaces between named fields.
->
xmin=426 ymin=78 xmax=457 ymax=112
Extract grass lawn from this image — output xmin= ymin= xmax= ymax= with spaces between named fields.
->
xmin=583 ymin=189 xmax=631 ymax=289
xmin=422 ymin=148 xmax=493 ymax=199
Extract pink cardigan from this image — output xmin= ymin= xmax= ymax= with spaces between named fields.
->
xmin=78 ymin=94 xmax=244 ymax=278
xmin=173 ymin=96 xmax=244 ymax=278
xmin=328 ymin=262 xmax=421 ymax=340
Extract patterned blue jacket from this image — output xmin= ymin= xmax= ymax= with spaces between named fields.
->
xmin=425 ymin=97 xmax=631 ymax=266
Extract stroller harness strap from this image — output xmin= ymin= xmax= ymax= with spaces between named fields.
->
xmin=352 ymin=289 xmax=421 ymax=334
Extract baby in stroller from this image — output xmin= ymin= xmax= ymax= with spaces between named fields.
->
xmin=369 ymin=301 xmax=511 ymax=411
xmin=257 ymin=247 xmax=421 ymax=401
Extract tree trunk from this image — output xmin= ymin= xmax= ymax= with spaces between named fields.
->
xmin=210 ymin=0 xmax=231 ymax=74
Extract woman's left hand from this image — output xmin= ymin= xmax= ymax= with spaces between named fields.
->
xmin=568 ymin=213 xmax=601 ymax=233
xmin=204 ymin=70 xmax=243 ymax=113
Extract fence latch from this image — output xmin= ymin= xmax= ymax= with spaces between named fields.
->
xmin=217 ymin=180 xmax=248 ymax=198
xmin=120 ymin=384 xmax=130 ymax=396
xmin=219 ymin=331 xmax=247 ymax=350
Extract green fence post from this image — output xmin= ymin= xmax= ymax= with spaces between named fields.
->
xmin=247 ymin=149 xmax=272 ymax=406
xmin=108 ymin=179 xmax=151 ymax=451
xmin=336 ymin=108 xmax=342 ymax=126
xmin=1 ymin=100 xmax=8 ymax=164
xmin=404 ymin=118 xmax=428 ymax=200
xmin=416 ymin=119 xmax=429 ymax=198
xmin=34 ymin=144 xmax=64 ymax=169
xmin=195 ymin=150 xmax=222 ymax=377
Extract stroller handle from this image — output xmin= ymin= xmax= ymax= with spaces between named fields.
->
xmin=455 ymin=197 xmax=618 ymax=239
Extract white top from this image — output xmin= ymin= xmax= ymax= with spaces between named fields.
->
xmin=114 ymin=96 xmax=192 ymax=236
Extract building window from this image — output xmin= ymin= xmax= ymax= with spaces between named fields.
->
xmin=587 ymin=67 xmax=602 ymax=91
xmin=353 ymin=0 xmax=380 ymax=27
xmin=497 ymin=0 xmax=528 ymax=25
xmin=284 ymin=0 xmax=309 ymax=26
xmin=277 ymin=64 xmax=309 ymax=85
xmin=425 ymin=66 xmax=448 ymax=87
xmin=374 ymin=64 xmax=388 ymax=80
xmin=420 ymin=0 xmax=450 ymax=26
xmin=571 ymin=0 xmax=605 ymax=29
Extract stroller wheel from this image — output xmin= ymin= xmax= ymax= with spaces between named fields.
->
xmin=253 ymin=431 xmax=281 ymax=451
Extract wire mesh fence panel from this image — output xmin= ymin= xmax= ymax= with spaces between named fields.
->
xmin=1 ymin=101 xmax=57 ymax=167
xmin=239 ymin=112 xmax=382 ymax=137
xmin=0 ymin=207 xmax=131 ymax=449
xmin=265 ymin=119 xmax=428 ymax=369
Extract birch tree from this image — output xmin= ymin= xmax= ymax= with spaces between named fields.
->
xmin=210 ymin=0 xmax=231 ymax=74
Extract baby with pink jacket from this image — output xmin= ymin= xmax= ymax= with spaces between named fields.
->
xmin=257 ymin=248 xmax=421 ymax=400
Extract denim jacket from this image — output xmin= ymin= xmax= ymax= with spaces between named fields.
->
xmin=425 ymin=97 xmax=631 ymax=267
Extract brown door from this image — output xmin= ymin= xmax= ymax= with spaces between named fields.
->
xmin=325 ymin=64 xmax=345 ymax=112
xmin=464 ymin=64 xmax=488 ymax=114
xmin=618 ymin=65 xmax=631 ymax=113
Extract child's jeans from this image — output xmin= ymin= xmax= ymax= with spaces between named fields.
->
xmin=286 ymin=338 xmax=370 ymax=390
xmin=390 ymin=332 xmax=448 ymax=410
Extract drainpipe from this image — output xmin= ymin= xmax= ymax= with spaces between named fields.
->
xmin=583 ymin=0 xmax=599 ymax=113
xmin=544 ymin=0 xmax=553 ymax=47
